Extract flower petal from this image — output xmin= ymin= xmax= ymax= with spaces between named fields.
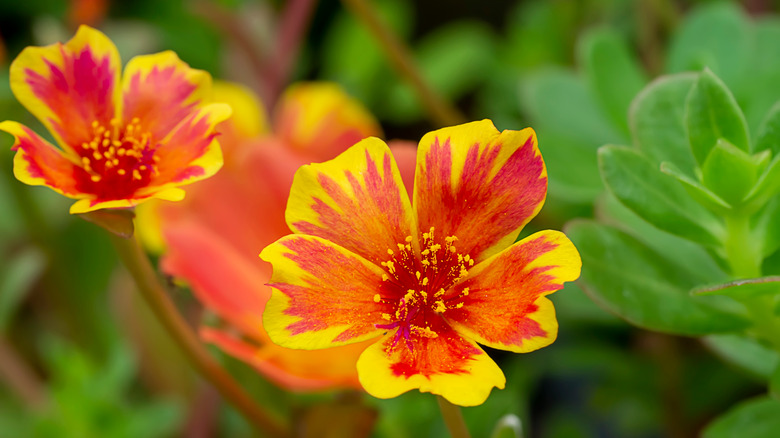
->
xmin=274 ymin=82 xmax=382 ymax=162
xmin=1 ymin=121 xmax=82 ymax=197
xmin=446 ymin=230 xmax=581 ymax=353
xmin=9 ymin=25 xmax=120 ymax=153
xmin=161 ymin=220 xmax=269 ymax=342
xmin=286 ymin=137 xmax=414 ymax=266
xmin=121 ymin=51 xmax=213 ymax=141
xmin=261 ymin=234 xmax=387 ymax=349
xmin=414 ymin=120 xmax=547 ymax=262
xmin=357 ymin=323 xmax=505 ymax=406
xmin=146 ymin=102 xmax=231 ymax=189
xmin=201 ymin=328 xmax=367 ymax=392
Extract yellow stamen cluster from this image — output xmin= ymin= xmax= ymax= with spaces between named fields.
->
xmin=376 ymin=227 xmax=476 ymax=348
xmin=79 ymin=117 xmax=159 ymax=182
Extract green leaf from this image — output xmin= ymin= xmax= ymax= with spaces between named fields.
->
xmin=701 ymin=139 xmax=765 ymax=206
xmin=666 ymin=2 xmax=750 ymax=93
xmin=742 ymin=19 xmax=780 ymax=134
xmin=705 ymin=334 xmax=780 ymax=379
xmin=599 ymin=191 xmax=728 ymax=283
xmin=754 ymin=101 xmax=780 ymax=157
xmin=599 ymin=145 xmax=724 ymax=246
xmin=693 ymin=276 xmax=780 ymax=299
xmin=686 ymin=69 xmax=750 ymax=165
xmin=660 ymin=161 xmax=731 ymax=213
xmin=520 ymin=68 xmax=624 ymax=203
xmin=755 ymin=197 xmax=780 ymax=258
xmin=703 ymin=397 xmax=780 ymax=438
xmin=579 ymin=28 xmax=647 ymax=136
xmin=490 ymin=414 xmax=523 ymax=438
xmin=771 ymin=365 xmax=780 ymax=401
xmin=565 ymin=221 xmax=750 ymax=335
xmin=744 ymin=153 xmax=780 ymax=209
xmin=0 ymin=248 xmax=46 ymax=332
xmin=629 ymin=73 xmax=698 ymax=176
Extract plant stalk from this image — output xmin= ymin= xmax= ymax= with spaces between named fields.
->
xmin=109 ymin=233 xmax=289 ymax=438
xmin=437 ymin=395 xmax=471 ymax=438
xmin=341 ymin=0 xmax=467 ymax=127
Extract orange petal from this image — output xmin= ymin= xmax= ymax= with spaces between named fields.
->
xmin=161 ymin=220 xmax=269 ymax=342
xmin=1 ymin=121 xmax=83 ymax=199
xmin=274 ymin=82 xmax=382 ymax=162
xmin=202 ymin=328 xmax=366 ymax=392
xmin=286 ymin=137 xmax=414 ymax=266
xmin=146 ymin=102 xmax=230 ymax=189
xmin=446 ymin=230 xmax=581 ymax=353
xmin=414 ymin=120 xmax=547 ymax=262
xmin=9 ymin=25 xmax=120 ymax=154
xmin=261 ymin=234 xmax=387 ymax=349
xmin=121 ymin=51 xmax=214 ymax=142
xmin=357 ymin=321 xmax=505 ymax=406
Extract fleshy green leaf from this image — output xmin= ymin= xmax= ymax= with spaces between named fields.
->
xmin=565 ymin=220 xmax=750 ymax=335
xmin=686 ymin=69 xmax=750 ymax=165
xmin=754 ymin=101 xmax=780 ymax=157
xmin=705 ymin=334 xmax=780 ymax=379
xmin=666 ymin=2 xmax=750 ymax=94
xmin=660 ymin=161 xmax=730 ymax=213
xmin=754 ymin=197 xmax=780 ymax=258
xmin=692 ymin=276 xmax=780 ymax=299
xmin=703 ymin=397 xmax=780 ymax=438
xmin=701 ymin=139 xmax=766 ymax=206
xmin=743 ymin=19 xmax=780 ymax=134
xmin=599 ymin=145 xmax=724 ymax=246
xmin=744 ymin=154 xmax=780 ymax=209
xmin=579 ymin=28 xmax=647 ymax=136
xmin=629 ymin=73 xmax=697 ymax=176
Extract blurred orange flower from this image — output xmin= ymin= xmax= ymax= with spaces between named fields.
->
xmin=2 ymin=25 xmax=229 ymax=214
xmin=144 ymin=82 xmax=416 ymax=391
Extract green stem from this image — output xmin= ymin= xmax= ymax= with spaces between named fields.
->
xmin=341 ymin=0 xmax=467 ymax=127
xmin=723 ymin=214 xmax=780 ymax=352
xmin=109 ymin=233 xmax=289 ymax=438
xmin=437 ymin=396 xmax=471 ymax=438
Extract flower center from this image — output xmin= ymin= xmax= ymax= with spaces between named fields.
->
xmin=375 ymin=227 xmax=474 ymax=351
xmin=75 ymin=118 xmax=160 ymax=198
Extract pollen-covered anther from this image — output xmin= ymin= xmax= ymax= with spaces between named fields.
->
xmin=77 ymin=117 xmax=160 ymax=184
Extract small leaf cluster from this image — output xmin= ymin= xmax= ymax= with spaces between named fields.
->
xmin=568 ymin=64 xmax=780 ymax=436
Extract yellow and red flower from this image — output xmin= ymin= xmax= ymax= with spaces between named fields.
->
xmin=149 ymin=81 xmax=415 ymax=390
xmin=261 ymin=120 xmax=582 ymax=406
xmin=1 ymin=25 xmax=230 ymax=214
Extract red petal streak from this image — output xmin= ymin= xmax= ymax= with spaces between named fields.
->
xmin=24 ymin=45 xmax=116 ymax=149
xmin=416 ymin=133 xmax=546 ymax=262
xmin=7 ymin=124 xmax=81 ymax=196
xmin=271 ymin=236 xmax=385 ymax=343
xmin=383 ymin=320 xmax=482 ymax=378
xmin=292 ymin=148 xmax=412 ymax=266
xmin=123 ymin=63 xmax=200 ymax=141
xmin=446 ymin=234 xmax=569 ymax=350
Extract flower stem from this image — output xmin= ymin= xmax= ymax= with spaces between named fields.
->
xmin=722 ymin=213 xmax=780 ymax=352
xmin=341 ymin=0 xmax=467 ymax=127
xmin=108 ymin=232 xmax=289 ymax=438
xmin=437 ymin=395 xmax=471 ymax=438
